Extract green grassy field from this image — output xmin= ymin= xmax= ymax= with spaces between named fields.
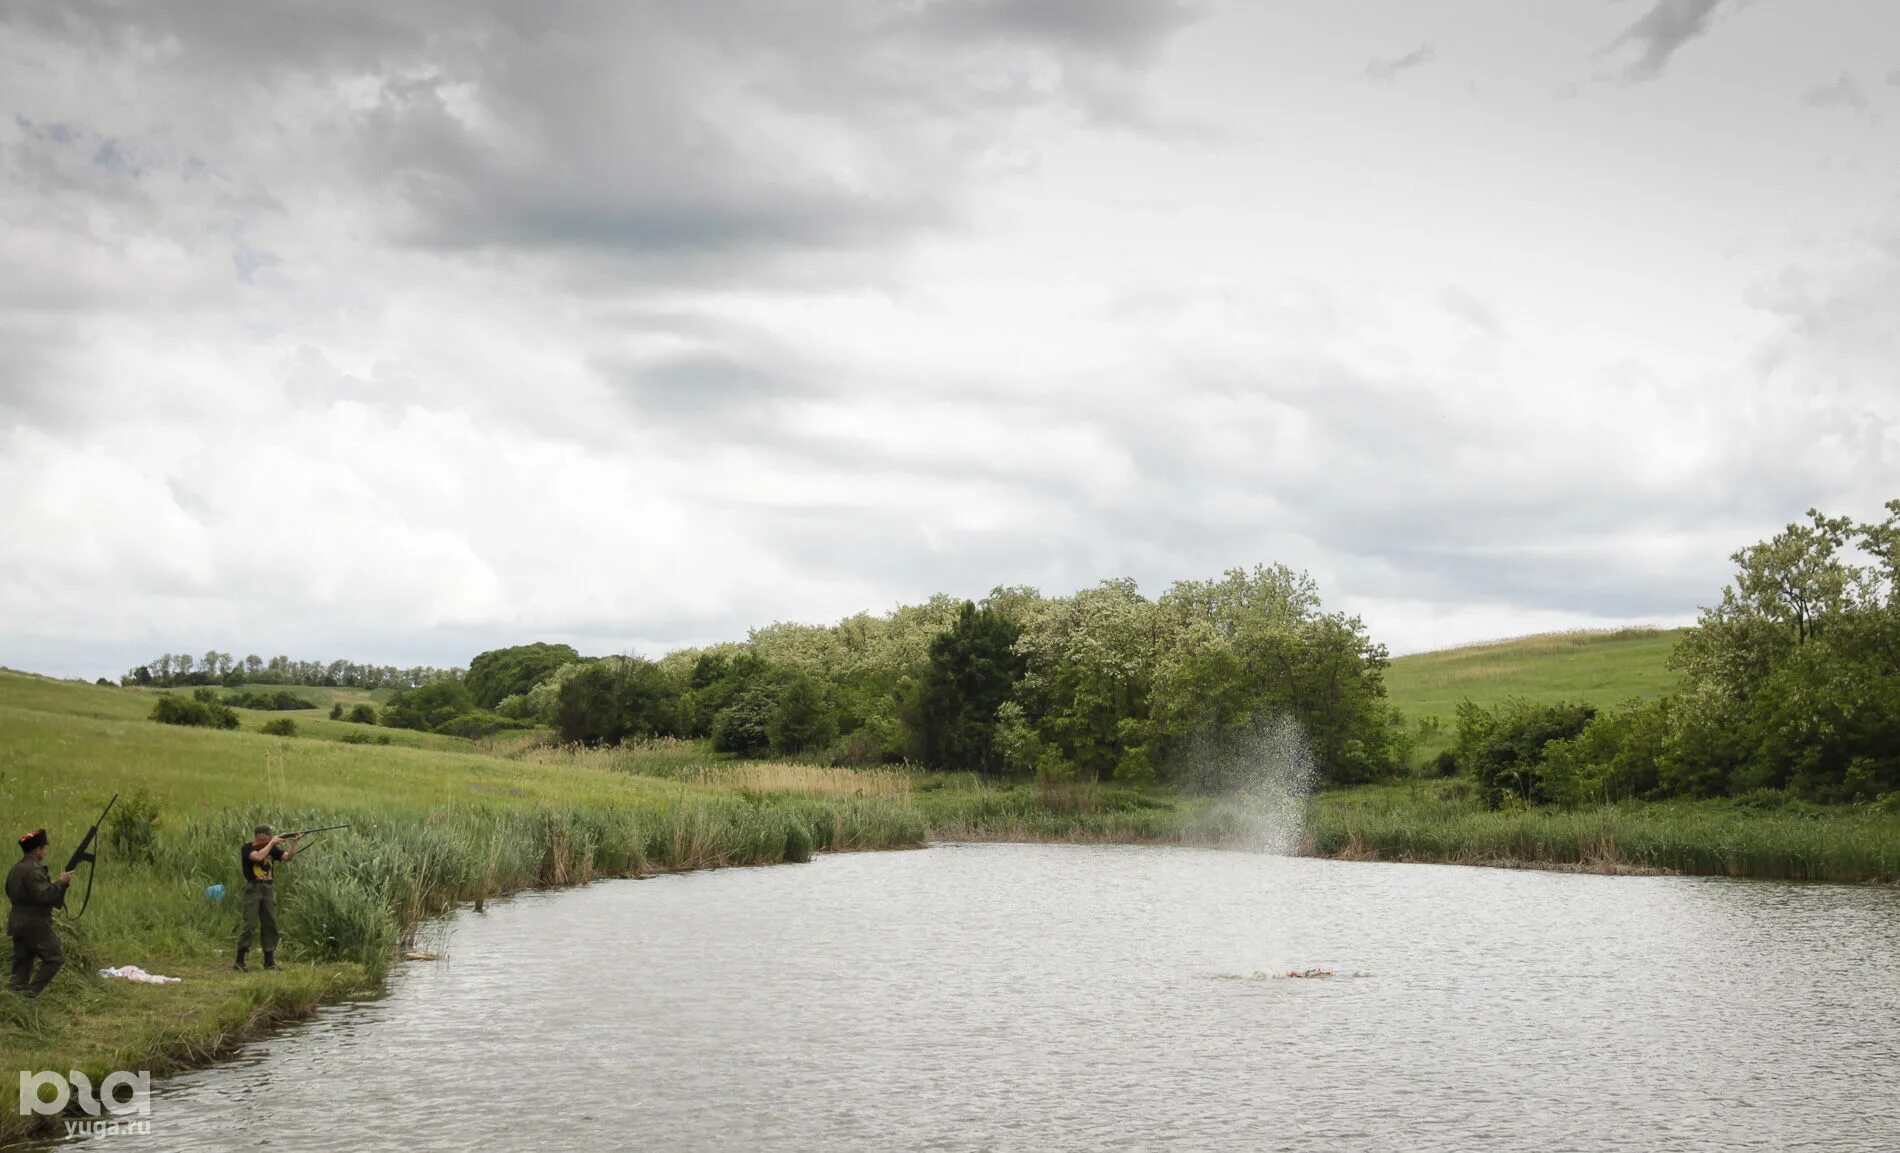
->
xmin=0 ymin=671 xmax=927 ymax=1141
xmin=1384 ymin=628 xmax=1686 ymax=762
xmin=3 ymin=641 xmax=1892 ymax=1139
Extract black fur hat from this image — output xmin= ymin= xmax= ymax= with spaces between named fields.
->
xmin=18 ymin=829 xmax=47 ymax=854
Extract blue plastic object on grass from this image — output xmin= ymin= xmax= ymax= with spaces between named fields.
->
xmin=205 ymin=883 xmax=226 ymax=901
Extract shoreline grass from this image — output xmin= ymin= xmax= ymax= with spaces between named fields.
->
xmin=1306 ymin=778 xmax=1900 ymax=883
xmin=0 ymin=672 xmax=924 ymax=1143
xmin=5 ymin=669 xmax=1895 ymax=1141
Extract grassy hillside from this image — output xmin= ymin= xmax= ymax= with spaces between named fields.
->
xmin=0 ymin=670 xmax=936 ymax=1140
xmin=4 ymin=646 xmax=1890 ymax=1139
xmin=1384 ymin=628 xmax=1686 ymax=761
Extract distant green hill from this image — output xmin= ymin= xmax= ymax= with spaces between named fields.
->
xmin=1385 ymin=628 xmax=1686 ymax=762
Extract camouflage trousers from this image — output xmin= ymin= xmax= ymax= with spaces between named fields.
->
xmin=8 ymin=922 xmax=63 ymax=996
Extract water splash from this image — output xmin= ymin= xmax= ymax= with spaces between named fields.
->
xmin=1187 ymin=712 xmax=1316 ymax=855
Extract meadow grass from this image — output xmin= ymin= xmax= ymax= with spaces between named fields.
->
xmin=0 ymin=672 xmax=924 ymax=1140
xmin=5 ymin=660 xmax=1893 ymax=1139
xmin=1384 ymin=628 xmax=1686 ymax=762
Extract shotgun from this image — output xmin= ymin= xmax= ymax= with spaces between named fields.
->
xmin=279 ymin=823 xmax=353 ymax=838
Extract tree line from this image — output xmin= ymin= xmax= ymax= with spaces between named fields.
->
xmin=1446 ymin=501 xmax=1900 ymax=808
xmin=122 ymin=652 xmax=459 ymax=691
xmin=466 ymin=566 xmax=1404 ymax=788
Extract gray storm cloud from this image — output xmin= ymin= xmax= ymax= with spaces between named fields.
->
xmin=2 ymin=0 xmax=1898 ymax=678
xmin=1605 ymin=0 xmax=1728 ymax=82
xmin=1366 ymin=45 xmax=1436 ymax=81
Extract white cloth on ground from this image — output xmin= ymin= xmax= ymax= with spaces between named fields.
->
xmin=99 ymin=965 xmax=182 ymax=984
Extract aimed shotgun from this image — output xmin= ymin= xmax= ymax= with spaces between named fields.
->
xmin=63 ymin=793 xmax=119 ymax=920
xmin=279 ymin=823 xmax=352 ymax=838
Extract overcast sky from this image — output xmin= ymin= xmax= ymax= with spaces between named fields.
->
xmin=3 ymin=0 xmax=1897 ymax=679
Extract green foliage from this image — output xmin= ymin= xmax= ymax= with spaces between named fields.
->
xmin=380 ymin=679 xmax=476 ymax=732
xmin=711 ymin=685 xmax=778 ymax=757
xmin=992 ymin=700 xmax=1042 ymax=775
xmin=768 ymin=673 xmax=836 ymax=755
xmin=329 ymin=702 xmax=344 ymax=720
xmin=1451 ymin=697 xmax=1596 ymax=809
xmin=105 ymin=788 xmax=160 ymax=865
xmin=680 ymin=649 xmax=767 ymax=738
xmin=918 ymin=602 xmax=1024 ymax=772
xmin=465 ymin=642 xmax=581 ymax=710
xmin=149 ymin=693 xmax=239 ymax=730
xmin=1447 ymin=502 xmax=1900 ymax=809
xmin=553 ymin=656 xmax=679 ymax=746
xmin=783 ymin=821 xmax=815 ymax=863
xmin=122 ymin=651 xmax=459 ymax=691
xmin=1015 ymin=578 xmax=1156 ymax=782
xmin=1538 ymin=698 xmax=1668 ymax=806
xmin=223 ymin=689 xmax=317 ymax=711
xmin=1144 ymin=567 xmax=1398 ymax=786
xmin=431 ymin=710 xmax=530 ymax=740
xmin=260 ymin=717 xmax=299 ymax=737
xmin=1654 ymin=503 xmax=1899 ymax=801
xmin=346 ymin=703 xmax=377 ymax=724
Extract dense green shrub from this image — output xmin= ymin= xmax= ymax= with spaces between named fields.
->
xmin=223 ymin=689 xmax=316 ymax=711
xmin=918 ymin=602 xmax=1023 ymax=772
xmin=150 ymin=693 xmax=240 ymax=730
xmin=553 ymin=656 xmax=680 ymax=746
xmin=768 ymin=674 xmax=836 ymax=755
xmin=467 ymin=642 xmax=580 ymax=709
xmin=106 ymin=788 xmax=160 ymax=864
xmin=432 ymin=711 xmax=530 ymax=739
xmin=1539 ymin=697 xmax=1668 ymax=806
xmin=261 ymin=717 xmax=299 ymax=737
xmin=381 ymin=680 xmax=475 ymax=731
xmin=711 ymin=685 xmax=777 ymax=757
xmin=1453 ymin=698 xmax=1596 ymax=809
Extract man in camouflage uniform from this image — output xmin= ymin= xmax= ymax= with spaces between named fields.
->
xmin=8 ymin=829 xmax=75 ymax=998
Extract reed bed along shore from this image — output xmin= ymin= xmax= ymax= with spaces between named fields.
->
xmin=6 ymin=671 xmax=1896 ymax=1139
xmin=1 ymin=794 xmax=930 ymax=1142
xmin=1306 ymin=780 xmax=1900 ymax=883
xmin=0 ymin=673 xmax=927 ymax=1141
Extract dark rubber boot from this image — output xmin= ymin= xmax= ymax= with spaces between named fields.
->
xmin=263 ymin=952 xmax=276 ymax=971
xmin=234 ymin=949 xmax=248 ymax=972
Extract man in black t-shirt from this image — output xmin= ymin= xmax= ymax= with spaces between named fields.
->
xmin=236 ymin=824 xmax=302 ymax=971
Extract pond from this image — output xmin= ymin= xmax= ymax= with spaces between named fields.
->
xmin=79 ymin=844 xmax=1900 ymax=1151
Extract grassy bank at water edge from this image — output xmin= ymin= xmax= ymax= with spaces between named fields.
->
xmin=6 ymin=666 xmax=1895 ymax=1140
xmin=0 ymin=672 xmax=925 ymax=1142
xmin=1308 ymin=777 xmax=1900 ymax=881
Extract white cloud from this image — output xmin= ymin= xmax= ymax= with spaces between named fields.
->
xmin=3 ymin=0 xmax=1899 ymax=679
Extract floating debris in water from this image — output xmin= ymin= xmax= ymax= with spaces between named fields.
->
xmin=1212 ymin=969 xmax=1374 ymax=981
xmin=403 ymin=952 xmax=440 ymax=962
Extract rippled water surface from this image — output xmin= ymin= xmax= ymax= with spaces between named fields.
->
xmin=85 ymin=845 xmax=1900 ymax=1152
